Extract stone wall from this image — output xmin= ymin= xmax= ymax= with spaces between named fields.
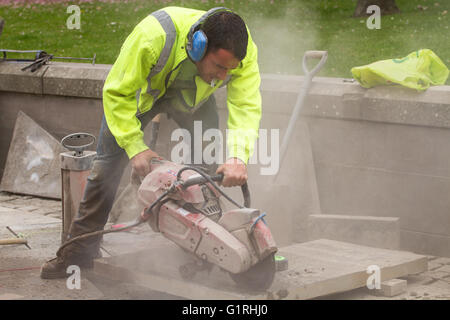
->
xmin=1 ymin=61 xmax=449 ymax=257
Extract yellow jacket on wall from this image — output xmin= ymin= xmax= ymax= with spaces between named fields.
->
xmin=351 ymin=49 xmax=449 ymax=91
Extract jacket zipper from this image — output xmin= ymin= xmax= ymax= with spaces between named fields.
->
xmin=165 ymin=58 xmax=186 ymax=91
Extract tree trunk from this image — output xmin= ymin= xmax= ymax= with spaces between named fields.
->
xmin=353 ymin=0 xmax=400 ymax=17
xmin=0 ymin=18 xmax=4 ymax=38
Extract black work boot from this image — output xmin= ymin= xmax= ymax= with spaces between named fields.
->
xmin=40 ymin=250 xmax=101 ymax=279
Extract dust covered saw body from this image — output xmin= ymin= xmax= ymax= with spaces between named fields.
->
xmin=137 ymin=159 xmax=278 ymax=290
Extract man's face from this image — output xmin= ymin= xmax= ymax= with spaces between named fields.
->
xmin=195 ymin=48 xmax=240 ymax=84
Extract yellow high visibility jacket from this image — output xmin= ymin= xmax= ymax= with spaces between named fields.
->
xmin=103 ymin=6 xmax=262 ymax=164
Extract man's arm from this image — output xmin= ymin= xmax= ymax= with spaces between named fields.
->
xmin=226 ymin=33 xmax=262 ymax=164
xmin=103 ymin=25 xmax=163 ymax=176
xmin=217 ymin=32 xmax=262 ymax=187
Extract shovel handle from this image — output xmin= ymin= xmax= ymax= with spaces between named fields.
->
xmin=302 ymin=50 xmax=328 ymax=77
xmin=276 ymin=50 xmax=328 ymax=180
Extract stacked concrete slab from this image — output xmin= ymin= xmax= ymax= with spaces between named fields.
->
xmin=0 ymin=111 xmax=65 ymax=199
xmin=1 ymin=61 xmax=449 ymax=257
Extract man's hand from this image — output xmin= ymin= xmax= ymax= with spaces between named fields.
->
xmin=131 ymin=149 xmax=159 ymax=178
xmin=216 ymin=158 xmax=248 ymax=187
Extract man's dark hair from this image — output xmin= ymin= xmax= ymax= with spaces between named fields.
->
xmin=201 ymin=11 xmax=248 ymax=61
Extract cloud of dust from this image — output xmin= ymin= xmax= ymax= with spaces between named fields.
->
xmin=246 ymin=3 xmax=321 ymax=76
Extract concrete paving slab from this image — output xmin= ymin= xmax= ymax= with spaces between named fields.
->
xmin=0 ymin=111 xmax=65 ymax=199
xmin=421 ymin=269 xmax=450 ymax=281
xmin=0 ymin=202 xmax=62 ymax=260
xmin=325 ymin=281 xmax=450 ymax=300
xmin=0 ymin=202 xmax=21 ymax=209
xmin=0 ymin=193 xmax=20 ymax=202
xmin=0 ymin=201 xmax=105 ymax=299
xmin=1 ymin=111 xmax=65 ymax=199
xmin=92 ymin=238 xmax=428 ymax=300
xmin=0 ymin=206 xmax=61 ymax=228
xmin=0 ymin=293 xmax=24 ymax=300
xmin=435 ymin=265 xmax=450 ymax=273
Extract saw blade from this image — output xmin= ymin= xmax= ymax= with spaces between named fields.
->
xmin=229 ymin=253 xmax=276 ymax=291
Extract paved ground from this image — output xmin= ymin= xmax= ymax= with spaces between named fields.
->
xmin=1 ymin=190 xmax=450 ymax=300
xmin=323 ymin=257 xmax=450 ymax=300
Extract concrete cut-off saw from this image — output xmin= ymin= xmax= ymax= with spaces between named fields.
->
xmin=58 ymin=158 xmax=278 ymax=291
xmin=136 ymin=159 xmax=278 ymax=291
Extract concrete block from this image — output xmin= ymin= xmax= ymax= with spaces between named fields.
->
xmin=307 ymin=214 xmax=400 ymax=250
xmin=0 ymin=111 xmax=65 ymax=199
xmin=315 ymin=163 xmax=450 ymax=236
xmin=309 ymin=117 xmax=450 ymax=178
xmin=43 ymin=62 xmax=110 ymax=98
xmin=374 ymin=279 xmax=407 ymax=297
xmin=259 ymin=74 xmax=450 ymax=130
xmin=0 ymin=62 xmax=46 ymax=94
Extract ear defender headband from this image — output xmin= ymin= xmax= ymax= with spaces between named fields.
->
xmin=186 ymin=7 xmax=232 ymax=62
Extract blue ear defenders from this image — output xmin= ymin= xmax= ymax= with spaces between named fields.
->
xmin=186 ymin=7 xmax=231 ymax=62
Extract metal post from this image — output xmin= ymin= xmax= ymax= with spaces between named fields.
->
xmin=60 ymin=133 xmax=96 ymax=243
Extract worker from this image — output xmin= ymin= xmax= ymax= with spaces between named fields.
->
xmin=40 ymin=6 xmax=262 ymax=279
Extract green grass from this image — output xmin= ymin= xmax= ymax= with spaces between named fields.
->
xmin=0 ymin=0 xmax=449 ymax=84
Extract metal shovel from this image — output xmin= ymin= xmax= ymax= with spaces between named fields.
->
xmin=276 ymin=50 xmax=328 ymax=180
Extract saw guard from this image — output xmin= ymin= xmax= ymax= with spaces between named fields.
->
xmin=157 ymin=201 xmax=253 ymax=274
xmin=250 ymin=215 xmax=278 ymax=260
xmin=219 ymin=209 xmax=277 ymax=261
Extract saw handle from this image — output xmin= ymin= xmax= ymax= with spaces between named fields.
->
xmin=182 ymin=173 xmax=223 ymax=188
xmin=183 ymin=173 xmax=251 ymax=208
xmin=209 ymin=175 xmax=251 ymax=208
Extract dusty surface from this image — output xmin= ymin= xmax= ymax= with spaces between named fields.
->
xmin=0 ymin=190 xmax=450 ymax=300
xmin=0 ymin=191 xmax=168 ymax=299
xmin=92 ymin=239 xmax=428 ymax=300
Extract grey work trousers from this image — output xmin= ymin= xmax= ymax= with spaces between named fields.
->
xmin=58 ymin=95 xmax=219 ymax=259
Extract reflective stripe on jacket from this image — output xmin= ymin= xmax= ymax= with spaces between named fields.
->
xmin=102 ymin=6 xmax=262 ymax=163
